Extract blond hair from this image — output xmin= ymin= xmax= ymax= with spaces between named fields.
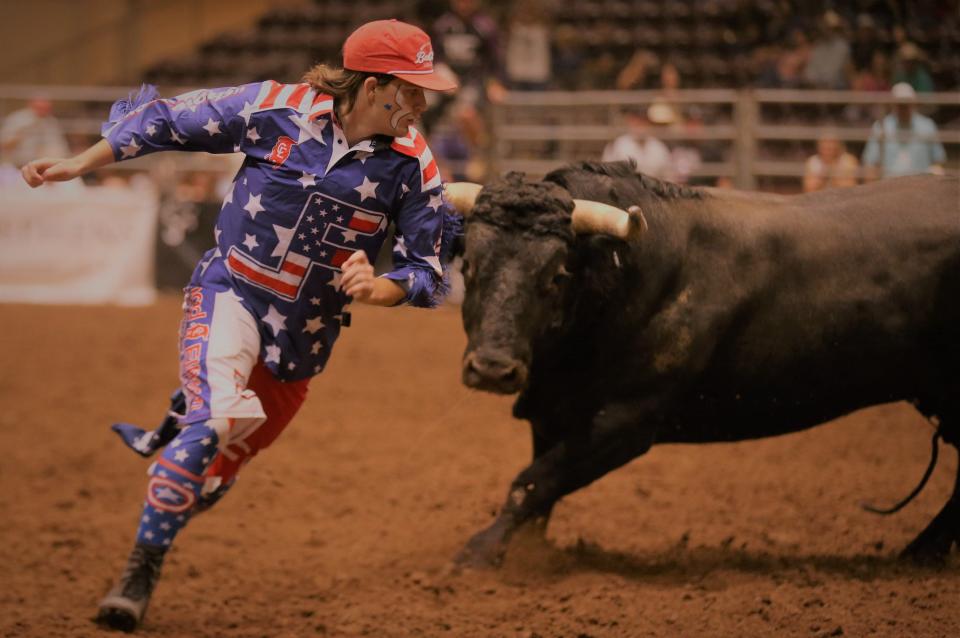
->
xmin=302 ymin=64 xmax=393 ymax=114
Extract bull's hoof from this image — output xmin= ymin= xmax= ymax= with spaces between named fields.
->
xmin=454 ymin=530 xmax=508 ymax=570
xmin=899 ymin=535 xmax=954 ymax=567
xmin=454 ymin=542 xmax=506 ymax=570
xmin=453 ymin=514 xmax=522 ymax=569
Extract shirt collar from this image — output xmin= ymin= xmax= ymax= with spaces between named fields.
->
xmin=353 ymin=138 xmax=377 ymax=153
xmin=326 ymin=109 xmax=387 ymax=154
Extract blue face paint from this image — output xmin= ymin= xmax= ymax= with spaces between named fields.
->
xmin=384 ymin=103 xmax=393 ymax=110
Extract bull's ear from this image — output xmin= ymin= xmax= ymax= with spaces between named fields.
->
xmin=443 ymin=182 xmax=483 ymax=216
xmin=627 ymin=206 xmax=649 ymax=236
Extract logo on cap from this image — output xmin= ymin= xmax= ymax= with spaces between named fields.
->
xmin=414 ymin=43 xmax=434 ymax=66
xmin=342 ymin=19 xmax=458 ymax=91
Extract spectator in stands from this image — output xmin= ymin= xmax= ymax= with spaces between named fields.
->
xmin=552 ymin=24 xmax=589 ymax=90
xmin=682 ymin=105 xmax=727 ymax=187
xmin=504 ymin=0 xmax=552 ymax=91
xmin=846 ymin=49 xmax=891 ymax=124
xmin=430 ymin=99 xmax=490 ymax=182
xmin=753 ymin=43 xmax=783 ymax=88
xmin=891 ymin=24 xmax=909 ymax=50
xmin=862 ymin=83 xmax=947 ymax=179
xmin=431 ymin=0 xmax=505 ymax=104
xmin=615 ymin=49 xmax=657 ymax=91
xmin=803 ymin=132 xmax=860 ymax=192
xmin=430 ymin=0 xmax=505 ymax=177
xmin=650 ymin=60 xmax=687 ymax=126
xmin=776 ymin=28 xmax=811 ymax=88
xmin=660 ymin=61 xmax=682 ymax=95
xmin=851 ymin=50 xmax=891 ymax=92
xmin=670 ymin=144 xmax=702 ymax=185
xmin=852 ymin=0 xmax=897 ymax=33
xmin=430 ymin=113 xmax=473 ymax=181
xmin=602 ymin=103 xmax=676 ymax=181
xmin=585 ymin=50 xmax=621 ymax=91
xmin=0 ymin=97 xmax=70 ymax=168
xmin=614 ymin=54 xmax=684 ymax=99
xmin=849 ymin=14 xmax=882 ymax=75
xmin=891 ymin=42 xmax=935 ymax=93
xmin=803 ymin=11 xmax=852 ymax=89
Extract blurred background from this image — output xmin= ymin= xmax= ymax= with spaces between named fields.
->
xmin=1 ymin=0 xmax=958 ymax=303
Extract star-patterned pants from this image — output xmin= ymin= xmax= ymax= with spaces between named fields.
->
xmin=135 ymin=286 xmax=310 ymax=547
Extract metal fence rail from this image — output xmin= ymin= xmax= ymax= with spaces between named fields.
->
xmin=1 ymin=85 xmax=958 ymax=190
xmin=490 ymin=89 xmax=960 ymax=190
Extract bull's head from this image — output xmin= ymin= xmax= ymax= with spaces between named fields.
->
xmin=446 ymin=175 xmax=647 ymax=394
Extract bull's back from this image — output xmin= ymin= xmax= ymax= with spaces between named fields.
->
xmin=759 ymin=175 xmax=960 ymax=341
xmin=668 ymin=176 xmax=958 ymax=430
xmin=791 ymin=174 xmax=958 ymax=230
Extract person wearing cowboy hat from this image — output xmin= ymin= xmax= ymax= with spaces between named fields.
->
xmin=602 ymin=102 xmax=677 ymax=181
xmin=892 ymin=41 xmax=935 ymax=93
xmin=862 ymin=82 xmax=946 ymax=180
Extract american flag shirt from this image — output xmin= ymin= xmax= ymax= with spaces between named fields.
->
xmin=103 ymin=81 xmax=449 ymax=381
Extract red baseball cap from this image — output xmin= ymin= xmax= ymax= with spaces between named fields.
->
xmin=343 ymin=19 xmax=458 ymax=92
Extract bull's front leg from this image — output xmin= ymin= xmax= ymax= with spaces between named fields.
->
xmin=455 ymin=423 xmax=559 ymax=568
xmin=455 ymin=403 xmax=656 ymax=568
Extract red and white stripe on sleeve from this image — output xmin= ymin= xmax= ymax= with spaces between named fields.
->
xmin=251 ymin=81 xmax=331 ymax=117
xmin=390 ymin=127 xmax=442 ymax=193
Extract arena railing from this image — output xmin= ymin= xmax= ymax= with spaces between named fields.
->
xmin=489 ymin=88 xmax=960 ymax=191
xmin=1 ymin=85 xmax=958 ymax=192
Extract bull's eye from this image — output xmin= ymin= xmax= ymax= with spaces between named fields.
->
xmin=546 ymin=270 xmax=571 ymax=295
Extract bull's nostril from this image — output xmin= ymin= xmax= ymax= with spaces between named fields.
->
xmin=462 ymin=351 xmax=527 ymax=392
xmin=465 ymin=356 xmax=481 ymax=375
xmin=462 ymin=354 xmax=484 ymax=387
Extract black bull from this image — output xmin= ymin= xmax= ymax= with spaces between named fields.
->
xmin=448 ymin=163 xmax=960 ymax=567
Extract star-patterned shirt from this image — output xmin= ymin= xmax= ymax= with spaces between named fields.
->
xmin=104 ymin=81 xmax=449 ymax=381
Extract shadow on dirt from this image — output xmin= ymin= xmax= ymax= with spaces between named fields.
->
xmin=485 ymin=527 xmax=957 ymax=588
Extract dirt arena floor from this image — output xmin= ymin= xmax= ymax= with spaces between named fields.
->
xmin=1 ymin=294 xmax=958 ymax=638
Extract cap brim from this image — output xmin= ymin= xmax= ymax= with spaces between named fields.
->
xmin=393 ymin=72 xmax=458 ymax=92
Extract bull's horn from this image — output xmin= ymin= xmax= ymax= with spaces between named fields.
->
xmin=443 ymin=182 xmax=483 ymax=216
xmin=571 ymin=200 xmax=647 ymax=238
xmin=627 ymin=205 xmax=649 ymax=234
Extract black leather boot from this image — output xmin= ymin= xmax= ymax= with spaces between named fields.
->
xmin=95 ymin=543 xmax=167 ymax=632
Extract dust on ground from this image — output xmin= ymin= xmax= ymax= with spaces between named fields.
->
xmin=1 ymin=296 xmax=957 ymax=637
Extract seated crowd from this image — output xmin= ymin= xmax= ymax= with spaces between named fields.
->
xmin=3 ymin=1 xmax=956 ymax=192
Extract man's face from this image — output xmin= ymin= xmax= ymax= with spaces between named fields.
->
xmin=817 ymin=137 xmax=841 ymax=161
xmin=452 ymin=0 xmax=477 ymax=17
xmin=372 ymin=80 xmax=427 ymax=137
xmin=29 ymin=99 xmax=52 ymax=118
xmin=895 ymin=103 xmax=914 ymax=122
xmin=625 ymin=112 xmax=649 ymax=138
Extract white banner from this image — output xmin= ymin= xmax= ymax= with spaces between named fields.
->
xmin=0 ymin=181 xmax=158 ymax=305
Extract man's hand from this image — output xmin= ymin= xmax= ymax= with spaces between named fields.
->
xmin=341 ymin=250 xmax=376 ymax=302
xmin=340 ymin=250 xmax=407 ymax=306
xmin=20 ymin=139 xmax=115 ymax=188
xmin=21 ymin=157 xmax=85 ymax=187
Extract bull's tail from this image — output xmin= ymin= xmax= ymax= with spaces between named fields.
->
xmin=860 ymin=429 xmax=943 ymax=515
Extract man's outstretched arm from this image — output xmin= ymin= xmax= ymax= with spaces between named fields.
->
xmin=21 ymin=138 xmax=114 ymax=187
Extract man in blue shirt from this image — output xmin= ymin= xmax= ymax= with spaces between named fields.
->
xmin=22 ymin=19 xmax=459 ymax=632
xmin=862 ymin=83 xmax=947 ymax=179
